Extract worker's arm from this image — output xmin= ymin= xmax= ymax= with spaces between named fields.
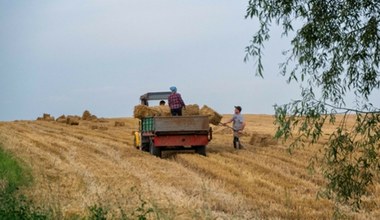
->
xmin=222 ymin=118 xmax=233 ymax=125
xmin=179 ymin=94 xmax=185 ymax=108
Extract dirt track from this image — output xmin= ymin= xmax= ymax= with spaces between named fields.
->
xmin=0 ymin=115 xmax=379 ymax=219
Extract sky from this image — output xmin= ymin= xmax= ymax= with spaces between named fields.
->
xmin=1 ymin=1 xmax=378 ymax=121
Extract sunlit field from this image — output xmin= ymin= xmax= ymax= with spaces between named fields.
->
xmin=0 ymin=114 xmax=379 ymax=219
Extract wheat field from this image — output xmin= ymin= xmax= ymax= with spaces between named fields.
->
xmin=0 ymin=115 xmax=379 ymax=219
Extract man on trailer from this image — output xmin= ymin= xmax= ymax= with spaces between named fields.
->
xmin=168 ymin=86 xmax=186 ymax=116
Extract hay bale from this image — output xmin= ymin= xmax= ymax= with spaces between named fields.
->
xmin=114 ymin=121 xmax=125 ymax=127
xmin=99 ymin=126 xmax=108 ymax=130
xmin=82 ymin=110 xmax=91 ymax=120
xmin=183 ymin=104 xmax=200 ymax=116
xmin=90 ymin=125 xmax=98 ymax=130
xmin=133 ymin=105 xmax=161 ymax=119
xmin=200 ymin=105 xmax=222 ymax=125
xmin=154 ymin=106 xmax=171 ymax=116
xmin=37 ymin=113 xmax=54 ymax=121
xmin=56 ymin=115 xmax=66 ymax=120
xmin=249 ymin=132 xmax=277 ymax=146
xmin=66 ymin=116 xmax=80 ymax=125
xmin=56 ymin=118 xmax=67 ymax=123
xmin=89 ymin=115 xmax=98 ymax=121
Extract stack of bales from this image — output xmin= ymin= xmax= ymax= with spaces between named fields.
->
xmin=56 ymin=115 xmax=67 ymax=123
xmin=82 ymin=110 xmax=97 ymax=121
xmin=66 ymin=115 xmax=80 ymax=125
xmin=36 ymin=113 xmax=55 ymax=121
xmin=133 ymin=104 xmax=222 ymax=125
xmin=133 ymin=105 xmax=161 ymax=119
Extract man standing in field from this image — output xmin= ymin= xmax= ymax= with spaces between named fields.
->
xmin=168 ymin=86 xmax=186 ymax=116
xmin=222 ymin=106 xmax=246 ymax=149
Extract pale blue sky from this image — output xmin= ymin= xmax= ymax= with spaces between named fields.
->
xmin=2 ymin=1 xmax=376 ymax=121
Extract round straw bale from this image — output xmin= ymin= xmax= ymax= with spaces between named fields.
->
xmin=183 ymin=104 xmax=200 ymax=116
xmin=43 ymin=113 xmax=50 ymax=119
xmin=200 ymin=105 xmax=223 ymax=125
xmin=36 ymin=117 xmax=43 ymax=121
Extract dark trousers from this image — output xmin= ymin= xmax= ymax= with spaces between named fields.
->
xmin=171 ymin=108 xmax=182 ymax=116
xmin=233 ymin=131 xmax=242 ymax=148
xmin=233 ymin=136 xmax=240 ymax=148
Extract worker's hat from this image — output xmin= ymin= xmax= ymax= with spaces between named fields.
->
xmin=170 ymin=86 xmax=177 ymax=92
xmin=234 ymin=106 xmax=242 ymax=112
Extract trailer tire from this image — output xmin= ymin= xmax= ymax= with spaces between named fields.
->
xmin=149 ymin=141 xmax=161 ymax=157
xmin=195 ymin=146 xmax=206 ymax=156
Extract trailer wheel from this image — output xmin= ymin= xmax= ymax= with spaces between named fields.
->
xmin=141 ymin=143 xmax=149 ymax=152
xmin=149 ymin=140 xmax=161 ymax=157
xmin=195 ymin=146 xmax=206 ymax=156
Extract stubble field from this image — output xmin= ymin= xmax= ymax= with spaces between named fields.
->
xmin=0 ymin=114 xmax=379 ymax=219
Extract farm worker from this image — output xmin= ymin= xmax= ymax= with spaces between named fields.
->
xmin=168 ymin=86 xmax=186 ymax=116
xmin=222 ymin=106 xmax=246 ymax=149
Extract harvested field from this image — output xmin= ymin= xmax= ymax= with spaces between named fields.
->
xmin=0 ymin=114 xmax=379 ymax=219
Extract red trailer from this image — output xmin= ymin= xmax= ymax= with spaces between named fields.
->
xmin=134 ymin=92 xmax=212 ymax=157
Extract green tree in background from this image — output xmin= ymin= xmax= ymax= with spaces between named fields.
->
xmin=245 ymin=0 xmax=380 ymax=209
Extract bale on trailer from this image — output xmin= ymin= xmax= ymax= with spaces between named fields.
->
xmin=200 ymin=105 xmax=222 ymax=125
xmin=183 ymin=104 xmax=200 ymax=116
xmin=154 ymin=106 xmax=171 ymax=116
xmin=133 ymin=105 xmax=161 ymax=119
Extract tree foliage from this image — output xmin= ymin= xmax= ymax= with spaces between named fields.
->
xmin=245 ymin=0 xmax=380 ymax=208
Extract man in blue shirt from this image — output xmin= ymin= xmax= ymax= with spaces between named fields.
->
xmin=222 ymin=106 xmax=246 ymax=149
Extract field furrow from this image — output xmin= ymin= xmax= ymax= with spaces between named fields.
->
xmin=0 ymin=115 xmax=379 ymax=219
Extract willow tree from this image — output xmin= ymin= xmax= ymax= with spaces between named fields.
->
xmin=245 ymin=0 xmax=380 ymax=208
